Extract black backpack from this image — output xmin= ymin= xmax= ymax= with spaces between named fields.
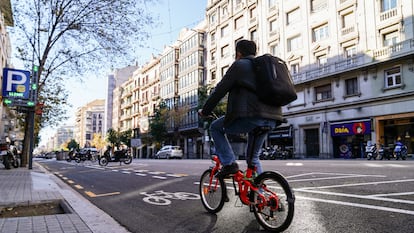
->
xmin=249 ymin=54 xmax=297 ymax=106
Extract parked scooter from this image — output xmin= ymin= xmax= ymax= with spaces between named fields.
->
xmin=1 ymin=140 xmax=19 ymax=169
xmin=365 ymin=142 xmax=378 ymax=160
xmin=99 ymin=146 xmax=132 ymax=166
xmin=377 ymin=144 xmax=391 ymax=160
xmin=394 ymin=142 xmax=407 ymax=160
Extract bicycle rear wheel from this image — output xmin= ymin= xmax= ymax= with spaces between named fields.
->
xmin=199 ymin=168 xmax=226 ymax=213
xmin=253 ymin=171 xmax=295 ymax=232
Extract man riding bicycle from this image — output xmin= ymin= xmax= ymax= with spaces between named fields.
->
xmin=199 ymin=39 xmax=283 ymax=177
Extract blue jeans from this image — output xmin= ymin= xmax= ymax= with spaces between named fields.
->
xmin=210 ymin=116 xmax=277 ymax=174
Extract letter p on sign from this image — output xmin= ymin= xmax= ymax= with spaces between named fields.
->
xmin=2 ymin=68 xmax=31 ymax=99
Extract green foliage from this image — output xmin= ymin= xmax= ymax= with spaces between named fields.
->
xmin=67 ymin=139 xmax=79 ymax=150
xmin=106 ymin=128 xmax=132 ymax=147
xmin=149 ymin=101 xmax=168 ymax=146
xmin=11 ymin=0 xmax=157 ymax=131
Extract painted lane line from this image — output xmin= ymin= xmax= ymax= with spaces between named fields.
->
xmin=295 ymin=188 xmax=414 ymax=205
xmin=67 ymin=180 xmax=75 ymax=184
xmin=122 ymin=171 xmax=131 ymax=174
xmin=149 ymin=171 xmax=166 ymax=175
xmin=297 ymin=195 xmax=414 ymax=216
xmin=368 ymin=191 xmax=414 ymax=197
xmin=112 ymin=169 xmax=119 ymax=172
xmin=286 ymin=162 xmax=303 ymax=166
xmin=85 ymin=191 xmax=121 ymax=198
xmin=152 ymin=176 xmax=167 ymax=180
xmin=166 ymin=174 xmax=188 ymax=177
xmin=308 ymin=172 xmax=386 ymax=177
xmin=300 ymin=178 xmax=414 ymax=190
xmin=136 ymin=173 xmax=147 ymax=177
xmin=135 ymin=170 xmax=149 ymax=173
xmin=290 ymin=174 xmax=380 ymax=183
xmin=74 ymin=185 xmax=84 ymax=190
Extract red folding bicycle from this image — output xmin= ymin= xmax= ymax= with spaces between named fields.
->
xmin=199 ymin=126 xmax=295 ymax=232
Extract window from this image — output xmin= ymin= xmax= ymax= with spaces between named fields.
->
xmin=249 ymin=7 xmax=257 ymax=19
xmin=317 ymin=54 xmax=327 ymax=66
xmin=384 ymin=67 xmax=401 ymax=88
xmin=221 ymin=25 xmax=229 ymax=37
xmin=342 ymin=12 xmax=355 ymax=29
xmin=383 ymin=31 xmax=399 ymax=46
xmin=344 ymin=45 xmax=357 ymax=65
xmin=312 ymin=23 xmax=329 ymax=42
xmin=311 ymin=0 xmax=327 ymax=12
xmin=222 ymin=5 xmax=228 ymax=17
xmin=210 ymin=31 xmax=216 ymax=43
xmin=222 ymin=65 xmax=229 ymax=76
xmin=250 ymin=29 xmax=257 ymax=42
xmin=269 ymin=19 xmax=277 ymax=32
xmin=235 ymin=16 xmax=244 ymax=30
xmin=290 ymin=63 xmax=300 ymax=74
xmin=287 ymin=8 xmax=300 ymax=25
xmin=221 ymin=45 xmax=229 ymax=58
xmin=287 ymin=35 xmax=302 ymax=52
xmin=315 ymin=84 xmax=332 ymax=101
xmin=270 ymin=43 xmax=279 ymax=57
xmin=210 ymin=12 xmax=217 ymax=24
xmin=211 ymin=70 xmax=216 ymax=80
xmin=381 ymin=0 xmax=396 ymax=12
xmin=211 ymin=50 xmax=216 ymax=62
xmin=345 ymin=78 xmax=358 ymax=96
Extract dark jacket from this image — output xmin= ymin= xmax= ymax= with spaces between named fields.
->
xmin=202 ymin=55 xmax=283 ymax=126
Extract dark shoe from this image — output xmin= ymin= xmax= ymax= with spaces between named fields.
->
xmin=217 ymin=162 xmax=239 ymax=178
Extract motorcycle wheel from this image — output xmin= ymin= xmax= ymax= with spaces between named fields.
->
xmin=3 ymin=155 xmax=11 ymax=169
xmin=99 ymin=157 xmax=109 ymax=166
xmin=75 ymin=157 xmax=81 ymax=163
xmin=123 ymin=155 xmax=132 ymax=165
xmin=12 ymin=158 xmax=19 ymax=168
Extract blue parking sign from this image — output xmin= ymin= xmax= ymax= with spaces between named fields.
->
xmin=2 ymin=68 xmax=31 ymax=99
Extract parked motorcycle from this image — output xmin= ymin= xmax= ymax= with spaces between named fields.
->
xmin=99 ymin=146 xmax=132 ymax=166
xmin=1 ymin=141 xmax=19 ymax=169
xmin=378 ymin=144 xmax=391 ymax=160
xmin=394 ymin=142 xmax=407 ymax=160
xmin=365 ymin=142 xmax=378 ymax=160
xmin=67 ymin=148 xmax=96 ymax=163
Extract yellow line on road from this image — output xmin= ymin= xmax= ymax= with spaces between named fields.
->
xmin=85 ymin=191 xmax=121 ymax=198
xmin=67 ymin=180 xmax=74 ymax=184
xmin=74 ymin=185 xmax=84 ymax=190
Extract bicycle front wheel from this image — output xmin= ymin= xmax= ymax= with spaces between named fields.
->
xmin=199 ymin=168 xmax=226 ymax=213
xmin=253 ymin=171 xmax=295 ymax=232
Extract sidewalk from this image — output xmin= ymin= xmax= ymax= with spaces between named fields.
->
xmin=0 ymin=161 xmax=130 ymax=233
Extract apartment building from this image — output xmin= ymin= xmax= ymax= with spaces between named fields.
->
xmin=74 ymin=99 xmax=105 ymax=148
xmin=0 ymin=0 xmax=14 ymax=142
xmin=54 ymin=125 xmax=74 ymax=149
xmin=206 ymin=0 xmax=414 ymax=158
xmin=105 ymin=65 xmax=138 ymax=133
xmin=134 ymin=56 xmax=161 ymax=158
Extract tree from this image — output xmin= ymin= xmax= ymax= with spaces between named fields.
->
xmin=11 ymin=0 xmax=157 ymax=165
xmin=106 ymin=128 xmax=132 ymax=148
xmin=91 ymin=133 xmax=106 ymax=152
xmin=149 ymin=101 xmax=168 ymax=148
xmin=67 ymin=139 xmax=79 ymax=150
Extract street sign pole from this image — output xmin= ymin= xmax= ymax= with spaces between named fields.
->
xmin=28 ymin=65 xmax=39 ymax=170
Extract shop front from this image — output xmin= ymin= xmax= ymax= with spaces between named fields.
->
xmin=331 ymin=120 xmax=372 ymax=159
xmin=375 ymin=113 xmax=414 ymax=157
xmin=268 ymin=125 xmax=294 ymax=158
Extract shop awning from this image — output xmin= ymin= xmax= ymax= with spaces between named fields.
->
xmin=269 ymin=126 xmax=292 ymax=139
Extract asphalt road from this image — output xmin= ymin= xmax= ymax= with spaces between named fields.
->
xmin=39 ymin=158 xmax=414 ymax=233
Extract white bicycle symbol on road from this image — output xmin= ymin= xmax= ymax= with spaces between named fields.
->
xmin=140 ymin=190 xmax=200 ymax=206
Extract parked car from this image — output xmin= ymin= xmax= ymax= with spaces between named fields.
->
xmin=155 ymin=145 xmax=183 ymax=159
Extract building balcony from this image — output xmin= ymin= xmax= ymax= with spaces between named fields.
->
xmin=292 ymin=38 xmax=414 ymax=85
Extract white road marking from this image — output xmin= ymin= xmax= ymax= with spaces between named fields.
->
xmin=300 ymin=178 xmax=414 ymax=190
xmin=152 ymin=176 xmax=167 ymax=180
xmin=136 ymin=173 xmax=147 ymax=177
xmin=297 ymin=196 xmax=414 ymax=215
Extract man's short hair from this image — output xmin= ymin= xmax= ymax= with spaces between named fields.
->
xmin=236 ymin=40 xmax=257 ymax=56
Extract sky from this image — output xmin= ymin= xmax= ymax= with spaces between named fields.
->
xmin=38 ymin=0 xmax=207 ymax=145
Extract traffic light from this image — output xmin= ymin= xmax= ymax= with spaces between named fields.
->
xmin=35 ymin=102 xmax=44 ymax=115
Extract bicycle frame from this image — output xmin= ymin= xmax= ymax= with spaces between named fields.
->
xmin=208 ymin=155 xmax=280 ymax=211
